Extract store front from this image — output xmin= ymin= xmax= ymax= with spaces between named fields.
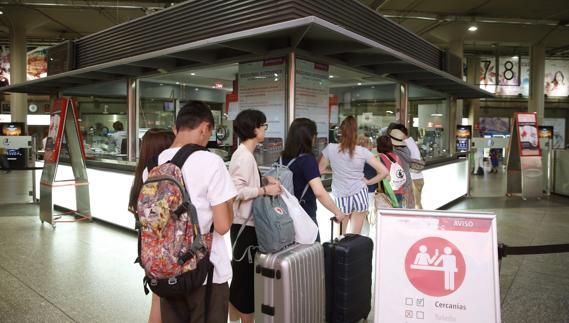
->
xmin=4 ymin=0 xmax=491 ymax=228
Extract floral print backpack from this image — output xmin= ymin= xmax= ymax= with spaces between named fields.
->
xmin=137 ymin=144 xmax=214 ymax=298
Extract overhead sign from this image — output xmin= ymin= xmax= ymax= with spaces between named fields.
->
xmin=374 ymin=209 xmax=500 ymax=323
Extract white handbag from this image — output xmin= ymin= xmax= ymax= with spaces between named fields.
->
xmin=280 ymin=187 xmax=319 ymax=244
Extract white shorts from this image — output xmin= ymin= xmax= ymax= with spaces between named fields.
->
xmin=335 ymin=187 xmax=369 ymax=214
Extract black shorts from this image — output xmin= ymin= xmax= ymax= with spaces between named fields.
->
xmin=229 ymin=223 xmax=258 ymax=314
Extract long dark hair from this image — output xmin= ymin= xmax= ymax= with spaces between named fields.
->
xmin=339 ymin=116 xmax=357 ymax=158
xmin=282 ymin=118 xmax=317 ymax=159
xmin=128 ymin=128 xmax=175 ymax=214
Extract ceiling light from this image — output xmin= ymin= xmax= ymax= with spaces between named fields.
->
xmin=175 ymin=82 xmax=180 ymax=85
xmin=467 ymin=25 xmax=478 ymax=32
xmin=0 ymin=10 xmax=4 ymax=15
xmin=357 ymin=82 xmax=362 ymax=86
xmin=190 ymin=72 xmax=196 ymax=76
xmin=329 ymin=75 xmax=334 ymax=79
xmin=511 ymin=55 xmax=519 ymax=60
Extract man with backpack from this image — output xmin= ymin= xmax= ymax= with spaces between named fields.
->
xmin=140 ymin=101 xmax=236 ymax=323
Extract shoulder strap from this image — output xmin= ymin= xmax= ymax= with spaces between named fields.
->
xmin=286 ymin=153 xmax=307 ymax=167
xmin=379 ymin=153 xmax=391 ymax=166
xmin=388 ymin=152 xmax=400 ymax=164
xmin=299 ymin=184 xmax=310 ymax=203
xmin=170 ymin=144 xmax=207 ymax=168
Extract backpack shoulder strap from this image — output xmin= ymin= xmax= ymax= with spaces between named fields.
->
xmin=299 ymin=184 xmax=310 ymax=203
xmin=388 ymin=152 xmax=401 ymax=164
xmin=379 ymin=153 xmax=391 ymax=166
xmin=286 ymin=153 xmax=308 ymax=167
xmin=170 ymin=144 xmax=207 ymax=168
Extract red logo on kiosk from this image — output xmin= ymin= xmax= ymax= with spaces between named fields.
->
xmin=404 ymin=237 xmax=466 ymax=297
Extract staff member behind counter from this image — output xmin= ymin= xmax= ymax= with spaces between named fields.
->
xmin=110 ymin=121 xmax=127 ymax=154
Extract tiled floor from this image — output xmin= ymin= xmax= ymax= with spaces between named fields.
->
xmin=0 ymin=170 xmax=568 ymax=322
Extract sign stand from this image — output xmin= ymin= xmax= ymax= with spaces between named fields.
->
xmin=39 ymin=98 xmax=91 ymax=228
xmin=506 ymin=112 xmax=543 ymax=199
xmin=374 ymin=209 xmax=501 ymax=323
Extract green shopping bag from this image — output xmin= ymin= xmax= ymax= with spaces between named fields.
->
xmin=380 ymin=178 xmax=399 ymax=208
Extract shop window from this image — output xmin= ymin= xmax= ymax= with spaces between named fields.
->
xmin=60 ymin=80 xmax=129 ymax=163
xmin=139 ymin=64 xmax=237 ymax=161
xmin=408 ymin=85 xmax=450 ymax=160
xmin=328 ymin=65 xmax=398 ymax=145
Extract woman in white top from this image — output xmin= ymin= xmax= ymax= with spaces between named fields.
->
xmin=319 ymin=116 xmax=389 ymax=235
xmin=228 ymin=109 xmax=281 ymax=323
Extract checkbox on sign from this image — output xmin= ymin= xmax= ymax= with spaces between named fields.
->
xmin=416 ymin=298 xmax=424 ymax=307
xmin=405 ymin=297 xmax=413 ymax=306
xmin=405 ymin=310 xmax=413 ymax=318
xmin=417 ymin=311 xmax=424 ymax=319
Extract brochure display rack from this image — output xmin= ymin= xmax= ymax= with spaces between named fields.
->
xmin=506 ymin=112 xmax=543 ymax=199
xmin=40 ymin=98 xmax=91 ymax=227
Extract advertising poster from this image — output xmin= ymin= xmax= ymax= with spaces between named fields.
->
xmin=295 ymin=58 xmax=330 ymax=140
xmin=27 ymin=47 xmax=48 ymax=80
xmin=238 ymin=59 xmax=286 ymax=140
xmin=479 ymin=117 xmax=510 ymax=135
xmin=0 ymin=46 xmax=48 ymax=85
xmin=0 ymin=46 xmax=9 ymax=87
xmin=478 ymin=57 xmax=569 ymax=97
xmin=374 ymin=209 xmax=500 ymax=323
xmin=542 ymin=118 xmax=565 ymax=149
xmin=544 ymin=60 xmax=569 ymax=97
xmin=44 ymin=99 xmax=68 ymax=163
xmin=516 ymin=112 xmax=541 ymax=156
xmin=456 ymin=125 xmax=472 ymax=153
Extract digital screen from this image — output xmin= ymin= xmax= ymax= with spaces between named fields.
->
xmin=1 ymin=122 xmax=25 ymax=136
xmin=163 ymin=102 xmax=175 ymax=112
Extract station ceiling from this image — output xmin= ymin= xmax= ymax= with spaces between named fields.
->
xmin=1 ymin=0 xmax=568 ymax=58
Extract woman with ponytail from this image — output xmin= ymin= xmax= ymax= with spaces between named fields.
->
xmin=319 ymin=116 xmax=389 ymax=234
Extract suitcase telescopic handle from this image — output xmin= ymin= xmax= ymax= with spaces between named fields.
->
xmin=330 ymin=216 xmax=342 ymax=241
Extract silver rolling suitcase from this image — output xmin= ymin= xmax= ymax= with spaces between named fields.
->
xmin=254 ymin=243 xmax=325 ymax=323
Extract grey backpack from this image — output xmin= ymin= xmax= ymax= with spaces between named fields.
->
xmin=233 ymin=195 xmax=295 ymax=258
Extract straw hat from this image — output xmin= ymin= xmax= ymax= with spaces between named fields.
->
xmin=389 ymin=129 xmax=407 ymax=147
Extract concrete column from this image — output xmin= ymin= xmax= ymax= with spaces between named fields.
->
xmin=466 ymin=57 xmax=481 ymax=137
xmin=529 ymin=44 xmax=546 ymax=124
xmin=127 ymin=79 xmax=139 ymax=161
xmin=448 ymin=39 xmax=464 ymax=154
xmin=396 ymin=82 xmax=409 ymax=128
xmin=9 ymin=24 xmax=28 ymax=123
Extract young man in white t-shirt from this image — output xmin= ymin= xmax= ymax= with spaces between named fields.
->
xmin=153 ymin=101 xmax=236 ymax=323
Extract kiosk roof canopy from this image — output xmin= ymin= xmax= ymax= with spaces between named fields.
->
xmin=1 ymin=9 xmax=491 ymax=99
